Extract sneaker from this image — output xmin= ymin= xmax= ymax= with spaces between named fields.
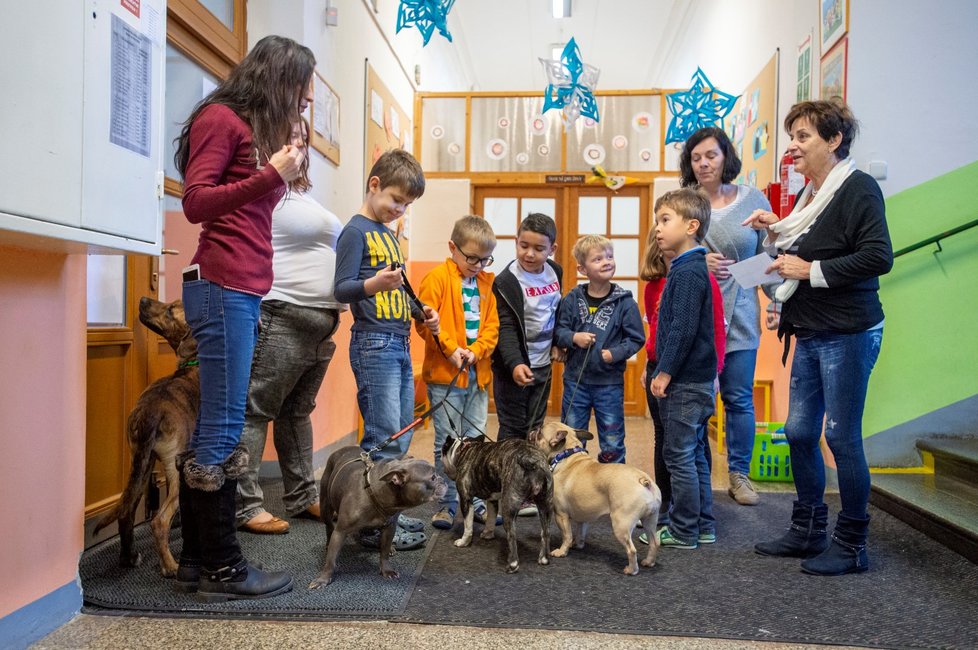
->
xmin=641 ymin=527 xmax=697 ymax=549
xmin=517 ymin=501 xmax=538 ymax=516
xmin=698 ymin=531 xmax=717 ymax=544
xmin=728 ymin=472 xmax=760 ymax=506
xmin=431 ymin=507 xmax=456 ymax=530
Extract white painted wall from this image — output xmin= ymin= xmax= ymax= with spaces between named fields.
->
xmin=247 ymin=0 xmax=471 ymax=223
xmin=848 ymin=0 xmax=978 ymax=195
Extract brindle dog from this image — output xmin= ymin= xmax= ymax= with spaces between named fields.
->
xmin=442 ymin=435 xmax=553 ymax=573
xmin=93 ymin=297 xmax=199 ymax=577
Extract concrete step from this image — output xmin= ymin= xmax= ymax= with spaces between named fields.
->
xmin=870 ymin=472 xmax=978 ymax=564
xmin=917 ymin=436 xmax=978 ymax=486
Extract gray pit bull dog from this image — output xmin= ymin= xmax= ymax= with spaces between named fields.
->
xmin=309 ymin=447 xmax=446 ymax=589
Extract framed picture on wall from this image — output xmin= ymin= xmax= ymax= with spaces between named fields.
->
xmin=820 ymin=0 xmax=848 ymax=53
xmin=820 ymin=36 xmax=848 ymax=102
xmin=309 ymin=70 xmax=340 ymax=165
xmin=797 ymin=30 xmax=814 ymax=102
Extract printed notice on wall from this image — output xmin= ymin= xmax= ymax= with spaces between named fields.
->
xmin=110 ymin=14 xmax=152 ymax=157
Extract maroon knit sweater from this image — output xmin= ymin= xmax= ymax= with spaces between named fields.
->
xmin=182 ymin=103 xmax=285 ymax=295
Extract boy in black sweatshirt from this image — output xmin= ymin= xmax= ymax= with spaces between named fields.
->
xmin=649 ymin=189 xmax=718 ymax=549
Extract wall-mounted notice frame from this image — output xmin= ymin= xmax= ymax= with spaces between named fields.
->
xmin=310 ymin=69 xmax=340 ymax=165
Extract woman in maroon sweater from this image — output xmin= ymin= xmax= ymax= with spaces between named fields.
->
xmin=172 ymin=35 xmax=315 ymax=602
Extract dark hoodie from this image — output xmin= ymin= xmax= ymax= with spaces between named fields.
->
xmin=554 ymin=283 xmax=646 ymax=385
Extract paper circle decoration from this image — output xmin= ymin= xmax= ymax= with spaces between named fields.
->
xmin=486 ymin=139 xmax=508 ymax=160
xmin=612 ymin=135 xmax=628 ymax=150
xmin=537 ymin=143 xmax=551 ymax=156
xmin=515 ymin=152 xmax=529 ymax=165
xmin=632 ymin=112 xmax=654 ymax=132
xmin=447 ymin=142 xmax=461 ymax=156
xmin=430 ymin=125 xmax=445 ymax=139
xmin=531 ymin=116 xmax=547 ymax=136
xmin=582 ymin=143 xmax=606 ymax=166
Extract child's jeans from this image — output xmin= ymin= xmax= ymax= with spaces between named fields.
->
xmin=493 ymin=364 xmax=551 ymax=440
xmin=657 ymin=380 xmax=716 ymax=544
xmin=561 ymin=381 xmax=626 ymax=463
xmin=350 ymin=331 xmax=414 ymax=461
xmin=428 ymin=368 xmax=489 ymax=508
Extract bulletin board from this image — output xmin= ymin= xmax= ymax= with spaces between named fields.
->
xmin=364 ymin=62 xmax=413 ymax=185
xmin=724 ymin=51 xmax=779 ymax=190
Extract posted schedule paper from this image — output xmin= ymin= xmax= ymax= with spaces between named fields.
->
xmin=729 ymin=253 xmax=781 ymax=288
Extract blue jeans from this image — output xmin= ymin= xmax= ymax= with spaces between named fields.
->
xmin=237 ymin=301 xmax=339 ymax=525
xmin=429 ymin=368 xmax=489 ymax=508
xmin=657 ymin=381 xmax=716 ymax=544
xmin=719 ymin=349 xmax=758 ymax=475
xmin=561 ymin=382 xmax=626 ymax=463
xmin=350 ymin=331 xmax=414 ymax=461
xmin=182 ymin=280 xmax=261 ymax=466
xmin=785 ymin=329 xmax=883 ymax=521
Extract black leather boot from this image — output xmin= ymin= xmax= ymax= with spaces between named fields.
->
xmin=800 ymin=513 xmax=870 ymax=575
xmin=174 ymin=451 xmax=201 ymax=592
xmin=192 ymin=478 xmax=293 ymax=603
xmin=755 ymin=501 xmax=829 ymax=558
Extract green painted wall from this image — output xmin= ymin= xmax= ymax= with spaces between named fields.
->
xmin=865 ymin=160 xmax=978 ymax=436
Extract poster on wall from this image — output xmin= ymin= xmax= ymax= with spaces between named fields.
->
xmin=797 ymin=30 xmax=814 ymax=102
xmin=820 ymin=36 xmax=848 ymax=101
xmin=309 ymin=70 xmax=340 ymax=165
xmin=820 ymin=0 xmax=848 ymax=54
xmin=723 ymin=52 xmax=779 ymax=190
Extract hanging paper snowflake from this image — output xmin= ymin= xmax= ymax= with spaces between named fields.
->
xmin=396 ymin=0 xmax=455 ymax=46
xmin=539 ymin=38 xmax=600 ymax=130
xmin=665 ymin=67 xmax=739 ymax=144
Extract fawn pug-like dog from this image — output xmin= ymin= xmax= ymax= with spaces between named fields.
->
xmin=93 ymin=297 xmax=200 ymax=577
xmin=441 ymin=434 xmax=553 ymax=573
xmin=309 ymin=447 xmax=446 ymax=588
xmin=530 ymin=422 xmax=661 ymax=575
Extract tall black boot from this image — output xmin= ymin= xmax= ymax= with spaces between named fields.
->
xmin=755 ymin=501 xmax=829 ymax=558
xmin=184 ymin=449 xmax=293 ymax=603
xmin=801 ymin=512 xmax=870 ymax=575
xmin=174 ymin=451 xmax=201 ymax=592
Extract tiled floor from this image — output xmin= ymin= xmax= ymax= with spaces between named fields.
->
xmin=37 ymin=416 xmax=831 ymax=649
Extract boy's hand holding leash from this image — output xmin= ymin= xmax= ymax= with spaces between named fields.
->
xmin=367 ymin=263 xmax=404 ymax=294
xmin=572 ymin=331 xmax=596 ymax=349
xmin=422 ymin=305 xmax=440 ymax=335
xmin=513 ymin=364 xmax=535 ymax=387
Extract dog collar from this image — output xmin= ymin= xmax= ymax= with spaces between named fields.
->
xmin=179 ymin=359 xmax=199 ymax=368
xmin=549 ymin=446 xmax=586 ymax=472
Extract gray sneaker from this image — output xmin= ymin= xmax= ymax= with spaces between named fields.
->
xmin=728 ymin=472 xmax=760 ymax=505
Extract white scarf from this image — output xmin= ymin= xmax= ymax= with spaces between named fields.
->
xmin=768 ymin=157 xmax=856 ymax=302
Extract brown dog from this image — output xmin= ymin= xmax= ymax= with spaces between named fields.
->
xmin=530 ymin=422 xmax=660 ymax=575
xmin=309 ymin=447 xmax=446 ymax=589
xmin=93 ymin=297 xmax=199 ymax=577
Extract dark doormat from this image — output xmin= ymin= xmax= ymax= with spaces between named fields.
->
xmin=79 ymin=481 xmax=435 ymax=618
xmin=81 ymin=486 xmax=978 ymax=648
xmin=400 ymin=492 xmax=978 ymax=649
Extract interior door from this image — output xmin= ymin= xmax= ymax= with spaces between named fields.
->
xmin=474 ymin=184 xmax=651 ymax=418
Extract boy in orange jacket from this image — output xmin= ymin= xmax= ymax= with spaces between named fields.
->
xmin=416 ymin=216 xmax=500 ymax=530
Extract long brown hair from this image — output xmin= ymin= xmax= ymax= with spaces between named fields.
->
xmin=174 ymin=35 xmax=315 ymax=191
xmin=639 ymin=227 xmax=667 ymax=281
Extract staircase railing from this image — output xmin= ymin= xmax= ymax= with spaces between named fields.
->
xmin=894 ymin=218 xmax=978 ymax=257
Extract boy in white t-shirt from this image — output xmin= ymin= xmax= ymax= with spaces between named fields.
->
xmin=490 ymin=213 xmax=563 ymax=441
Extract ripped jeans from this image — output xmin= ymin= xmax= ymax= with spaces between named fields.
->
xmin=784 ymin=328 xmax=883 ymax=521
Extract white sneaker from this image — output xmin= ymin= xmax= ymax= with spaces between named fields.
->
xmin=517 ymin=501 xmax=538 ymax=516
xmin=728 ymin=472 xmax=760 ymax=505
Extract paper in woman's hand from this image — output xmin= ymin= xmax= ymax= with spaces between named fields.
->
xmin=728 ymin=253 xmax=781 ymax=288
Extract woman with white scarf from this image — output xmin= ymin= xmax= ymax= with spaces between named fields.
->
xmin=745 ymin=100 xmax=893 ymax=576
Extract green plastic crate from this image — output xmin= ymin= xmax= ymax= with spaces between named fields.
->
xmin=749 ymin=426 xmax=792 ymax=482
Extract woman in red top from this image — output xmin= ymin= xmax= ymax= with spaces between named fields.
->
xmin=172 ymin=35 xmax=315 ymax=602
xmin=639 ymin=229 xmax=726 ymax=535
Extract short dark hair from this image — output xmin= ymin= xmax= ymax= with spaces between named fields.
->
xmin=366 ymin=149 xmax=426 ymax=199
xmin=654 ymin=188 xmax=711 ymax=242
xmin=784 ymin=99 xmax=859 ymax=159
xmin=678 ymin=127 xmax=742 ymax=188
xmin=518 ymin=212 xmax=557 ymax=246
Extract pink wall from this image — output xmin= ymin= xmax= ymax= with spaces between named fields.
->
xmin=0 ymin=246 xmax=86 ymax=617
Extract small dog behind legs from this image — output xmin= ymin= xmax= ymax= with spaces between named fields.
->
xmin=442 ymin=434 xmax=553 ymax=573
xmin=309 ymin=447 xmax=446 ymax=589
xmin=93 ymin=297 xmax=200 ymax=578
xmin=530 ymin=422 xmax=661 ymax=575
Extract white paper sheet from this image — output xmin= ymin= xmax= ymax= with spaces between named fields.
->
xmin=729 ymin=253 xmax=781 ymax=288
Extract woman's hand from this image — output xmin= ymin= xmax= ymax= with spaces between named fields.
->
xmin=766 ymin=254 xmax=812 ymax=280
xmin=268 ymin=144 xmax=305 ymax=182
xmin=742 ymin=208 xmax=779 ymax=234
xmin=706 ymin=252 xmax=733 ymax=280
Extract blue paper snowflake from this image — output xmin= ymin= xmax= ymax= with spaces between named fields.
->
xmin=396 ymin=0 xmax=455 ymax=46
xmin=539 ymin=38 xmax=600 ymax=130
xmin=665 ymin=68 xmax=739 ymax=144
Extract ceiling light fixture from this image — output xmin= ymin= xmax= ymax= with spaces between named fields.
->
xmin=552 ymin=0 xmax=571 ymax=19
